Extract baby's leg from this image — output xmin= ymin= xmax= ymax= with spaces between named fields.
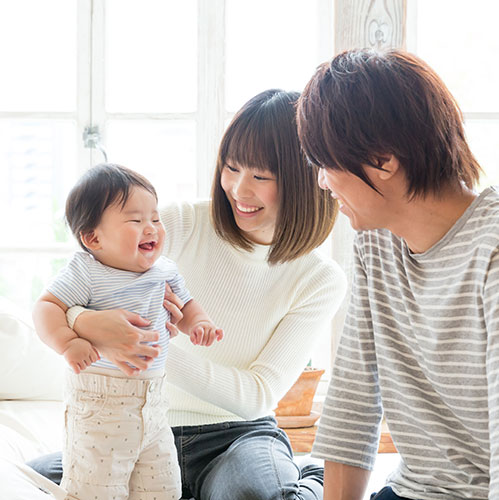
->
xmin=61 ymin=370 xmax=143 ymax=500
xmin=129 ymin=383 xmax=181 ymax=500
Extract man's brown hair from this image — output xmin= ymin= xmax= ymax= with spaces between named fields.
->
xmin=297 ymin=49 xmax=481 ymax=197
xmin=211 ymin=89 xmax=337 ymax=264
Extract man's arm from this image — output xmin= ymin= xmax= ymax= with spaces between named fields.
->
xmin=324 ymin=461 xmax=371 ymax=500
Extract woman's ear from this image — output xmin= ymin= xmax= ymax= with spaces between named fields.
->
xmin=80 ymin=230 xmax=101 ymax=251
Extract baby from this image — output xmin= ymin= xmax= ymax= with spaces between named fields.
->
xmin=33 ymin=163 xmax=223 ymax=500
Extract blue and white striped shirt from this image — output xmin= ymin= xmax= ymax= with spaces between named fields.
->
xmin=48 ymin=252 xmax=192 ymax=372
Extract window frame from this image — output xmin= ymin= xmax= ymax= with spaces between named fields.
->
xmin=0 ymin=0 xmax=337 ymax=376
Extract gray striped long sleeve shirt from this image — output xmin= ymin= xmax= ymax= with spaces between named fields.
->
xmin=313 ymin=187 xmax=499 ymax=500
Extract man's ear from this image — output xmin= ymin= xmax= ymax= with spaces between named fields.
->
xmin=80 ymin=230 xmax=101 ymax=251
xmin=374 ymin=155 xmax=400 ymax=181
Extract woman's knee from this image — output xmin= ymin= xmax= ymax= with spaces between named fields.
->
xmin=26 ymin=451 xmax=64 ymax=485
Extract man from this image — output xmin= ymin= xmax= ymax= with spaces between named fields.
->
xmin=297 ymin=48 xmax=499 ymax=500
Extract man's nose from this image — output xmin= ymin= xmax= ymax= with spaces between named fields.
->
xmin=317 ymin=168 xmax=328 ymax=190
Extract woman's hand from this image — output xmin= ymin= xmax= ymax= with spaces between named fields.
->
xmin=73 ymin=309 xmax=161 ymax=376
xmin=163 ymin=283 xmax=184 ymax=338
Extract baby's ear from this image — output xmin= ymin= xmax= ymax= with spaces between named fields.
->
xmin=80 ymin=230 xmax=101 ymax=251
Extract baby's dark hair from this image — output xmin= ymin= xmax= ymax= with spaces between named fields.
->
xmin=65 ymin=163 xmax=157 ymax=251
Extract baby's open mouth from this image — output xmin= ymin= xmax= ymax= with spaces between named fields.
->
xmin=138 ymin=241 xmax=156 ymax=251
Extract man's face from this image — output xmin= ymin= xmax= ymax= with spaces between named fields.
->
xmin=318 ymin=167 xmax=387 ymax=231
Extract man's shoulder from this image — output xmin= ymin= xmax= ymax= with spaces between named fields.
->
xmin=472 ymin=186 xmax=499 ymax=222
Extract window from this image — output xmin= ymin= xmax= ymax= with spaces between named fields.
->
xmin=407 ymin=0 xmax=499 ymax=187
xmin=0 ymin=0 xmax=334 ymax=373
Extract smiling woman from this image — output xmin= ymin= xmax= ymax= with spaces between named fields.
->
xmin=212 ymin=89 xmax=336 ymax=264
xmin=220 ymin=163 xmax=279 ymax=245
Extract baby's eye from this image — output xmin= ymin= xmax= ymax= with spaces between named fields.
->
xmin=128 ymin=219 xmax=141 ymax=223
xmin=153 ymin=219 xmax=160 ymax=223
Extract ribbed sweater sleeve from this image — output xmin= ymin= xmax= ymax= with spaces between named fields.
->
xmin=166 ymin=268 xmax=345 ymax=420
xmin=160 ymin=201 xmax=347 ymax=424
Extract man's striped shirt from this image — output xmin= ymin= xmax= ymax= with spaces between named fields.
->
xmin=313 ymin=187 xmax=499 ymax=499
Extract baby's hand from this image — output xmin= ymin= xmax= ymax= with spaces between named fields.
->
xmin=63 ymin=338 xmax=100 ymax=374
xmin=189 ymin=321 xmax=224 ymax=347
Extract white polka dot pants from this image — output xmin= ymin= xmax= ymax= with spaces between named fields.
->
xmin=61 ymin=370 xmax=181 ymax=500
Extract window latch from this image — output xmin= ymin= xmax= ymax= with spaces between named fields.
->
xmin=83 ymin=125 xmax=108 ymax=162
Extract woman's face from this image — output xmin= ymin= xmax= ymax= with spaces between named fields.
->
xmin=220 ymin=161 xmax=279 ymax=245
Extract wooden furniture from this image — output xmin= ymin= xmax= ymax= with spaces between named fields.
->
xmin=281 ymin=424 xmax=397 ymax=454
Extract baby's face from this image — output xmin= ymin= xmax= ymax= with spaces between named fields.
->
xmin=90 ymin=186 xmax=165 ymax=273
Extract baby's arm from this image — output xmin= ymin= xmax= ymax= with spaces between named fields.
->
xmin=33 ymin=291 xmax=99 ymax=374
xmin=177 ymin=299 xmax=223 ymax=346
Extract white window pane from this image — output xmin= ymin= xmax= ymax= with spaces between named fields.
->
xmin=226 ymin=0 xmax=320 ymax=112
xmin=106 ymin=0 xmax=197 ymax=113
xmin=0 ymin=253 xmax=71 ymax=311
xmin=0 ymin=120 xmax=76 ymax=247
xmin=0 ymin=1 xmax=76 ymax=112
xmin=465 ymin=120 xmax=499 ymax=189
xmin=106 ymin=120 xmax=196 ymax=203
xmin=416 ymin=0 xmax=499 ymax=112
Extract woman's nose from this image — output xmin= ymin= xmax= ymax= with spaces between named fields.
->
xmin=233 ymin=176 xmax=252 ymax=198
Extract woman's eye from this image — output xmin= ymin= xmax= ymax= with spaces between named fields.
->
xmin=225 ymin=164 xmax=238 ymax=172
xmin=254 ymin=174 xmax=274 ymax=181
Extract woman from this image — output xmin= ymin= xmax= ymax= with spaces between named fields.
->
xmin=29 ymin=89 xmax=347 ymax=500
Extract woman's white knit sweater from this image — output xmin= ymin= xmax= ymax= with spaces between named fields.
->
xmin=161 ymin=201 xmax=347 ymax=426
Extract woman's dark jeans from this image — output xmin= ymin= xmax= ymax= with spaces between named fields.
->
xmin=28 ymin=416 xmax=324 ymax=500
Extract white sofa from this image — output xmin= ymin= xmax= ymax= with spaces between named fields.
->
xmin=0 ymin=297 xmax=67 ymax=499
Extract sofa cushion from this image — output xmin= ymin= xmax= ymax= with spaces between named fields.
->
xmin=0 ymin=297 xmax=64 ymax=401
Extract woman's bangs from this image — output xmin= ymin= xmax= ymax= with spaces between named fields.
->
xmin=222 ymin=116 xmax=278 ymax=176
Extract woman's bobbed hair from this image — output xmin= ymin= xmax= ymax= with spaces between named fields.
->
xmin=211 ymin=89 xmax=337 ymax=264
